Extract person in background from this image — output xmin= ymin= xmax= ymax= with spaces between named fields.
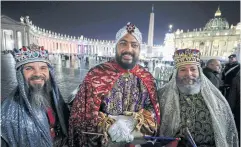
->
xmin=200 ymin=60 xmax=205 ymax=69
xmin=203 ymin=59 xmax=222 ymax=89
xmin=228 ymin=71 xmax=240 ymax=142
xmin=222 ymin=54 xmax=240 ymax=98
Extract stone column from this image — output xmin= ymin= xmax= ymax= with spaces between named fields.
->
xmin=12 ymin=29 xmax=17 ymax=49
xmin=45 ymin=39 xmax=47 ymax=50
xmin=209 ymin=41 xmax=213 ymax=56
xmin=75 ymin=44 xmax=78 ymax=54
xmin=22 ymin=30 xmax=25 ymax=46
xmin=59 ymin=42 xmax=62 ymax=53
xmin=25 ymin=27 xmax=30 ymax=46
xmin=52 ymin=40 xmax=55 ymax=53
xmin=48 ymin=39 xmax=50 ymax=52
xmin=226 ymin=38 xmax=230 ymax=54
xmin=52 ymin=40 xmax=54 ymax=53
xmin=48 ymin=39 xmax=51 ymax=53
xmin=16 ymin=31 xmax=23 ymax=49
xmin=1 ymin=30 xmax=5 ymax=51
xmin=217 ymin=40 xmax=221 ymax=56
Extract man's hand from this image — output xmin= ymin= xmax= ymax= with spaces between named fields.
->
xmin=107 ymin=115 xmax=137 ymax=143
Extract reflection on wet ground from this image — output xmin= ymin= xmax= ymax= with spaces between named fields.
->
xmin=1 ymin=54 xmax=167 ymax=102
xmin=1 ymin=54 xmax=103 ymax=102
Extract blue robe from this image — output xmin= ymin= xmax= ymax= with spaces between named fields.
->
xmin=1 ymin=66 xmax=69 ymax=147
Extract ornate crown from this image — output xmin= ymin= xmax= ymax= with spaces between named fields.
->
xmin=115 ymin=22 xmax=142 ymax=44
xmin=12 ymin=44 xmax=51 ymax=69
xmin=173 ymin=49 xmax=201 ymax=68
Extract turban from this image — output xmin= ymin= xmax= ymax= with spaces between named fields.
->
xmin=115 ymin=22 xmax=142 ymax=44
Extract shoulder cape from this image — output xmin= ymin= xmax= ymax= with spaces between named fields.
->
xmin=69 ymin=60 xmax=160 ymax=146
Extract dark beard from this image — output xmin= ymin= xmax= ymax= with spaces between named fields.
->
xmin=28 ymin=79 xmax=52 ymax=109
xmin=115 ymin=51 xmax=139 ymax=69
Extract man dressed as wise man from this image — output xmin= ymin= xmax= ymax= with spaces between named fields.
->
xmin=1 ymin=44 xmax=69 ymax=147
xmin=158 ymin=49 xmax=239 ymax=147
xmin=68 ymin=22 xmax=160 ymax=147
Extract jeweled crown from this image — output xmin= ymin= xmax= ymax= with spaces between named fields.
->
xmin=12 ymin=44 xmax=51 ymax=69
xmin=173 ymin=49 xmax=201 ymax=68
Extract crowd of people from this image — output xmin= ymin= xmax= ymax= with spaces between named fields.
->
xmin=202 ymin=54 xmax=240 ymax=141
xmin=1 ymin=22 xmax=240 ymax=147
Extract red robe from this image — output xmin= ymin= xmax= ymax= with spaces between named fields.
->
xmin=69 ymin=60 xmax=160 ymax=146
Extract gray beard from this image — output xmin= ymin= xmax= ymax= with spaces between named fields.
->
xmin=176 ymin=77 xmax=201 ymax=95
xmin=27 ymin=80 xmax=52 ymax=109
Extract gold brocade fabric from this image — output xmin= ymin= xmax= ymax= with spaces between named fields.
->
xmin=97 ymin=112 xmax=116 ymax=145
xmin=124 ymin=109 xmax=156 ymax=135
xmin=176 ymin=93 xmax=215 ymax=146
xmin=98 ymin=72 xmax=157 ymax=140
xmin=68 ymin=60 xmax=160 ymax=147
xmin=97 ymin=109 xmax=157 ymax=146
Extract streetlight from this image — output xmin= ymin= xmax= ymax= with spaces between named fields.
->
xmin=169 ymin=24 xmax=173 ymax=32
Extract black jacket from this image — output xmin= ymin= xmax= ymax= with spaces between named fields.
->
xmin=203 ymin=67 xmax=221 ymax=89
xmin=228 ymin=72 xmax=240 ymax=139
xmin=222 ymin=62 xmax=240 ymax=86
xmin=228 ymin=72 xmax=240 ymax=113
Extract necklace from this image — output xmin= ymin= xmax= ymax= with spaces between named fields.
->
xmin=122 ymin=72 xmax=131 ymax=111
xmin=122 ymin=72 xmax=130 ymax=82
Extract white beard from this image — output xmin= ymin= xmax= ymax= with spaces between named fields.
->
xmin=176 ymin=76 xmax=201 ymax=95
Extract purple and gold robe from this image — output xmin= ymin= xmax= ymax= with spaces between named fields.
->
xmin=68 ymin=60 xmax=160 ymax=147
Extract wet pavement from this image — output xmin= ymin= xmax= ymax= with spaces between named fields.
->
xmin=1 ymin=54 xmax=104 ymax=102
xmin=1 ymin=53 xmax=169 ymax=102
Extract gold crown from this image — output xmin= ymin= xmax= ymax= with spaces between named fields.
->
xmin=173 ymin=49 xmax=201 ymax=68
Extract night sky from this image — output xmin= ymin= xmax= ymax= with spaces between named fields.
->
xmin=1 ymin=1 xmax=240 ymax=44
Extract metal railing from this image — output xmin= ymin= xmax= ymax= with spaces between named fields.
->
xmin=153 ymin=65 xmax=174 ymax=89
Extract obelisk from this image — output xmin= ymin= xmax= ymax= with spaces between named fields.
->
xmin=148 ymin=5 xmax=154 ymax=47
xmin=147 ymin=5 xmax=154 ymax=56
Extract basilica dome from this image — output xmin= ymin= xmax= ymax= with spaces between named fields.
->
xmin=204 ymin=7 xmax=229 ymax=31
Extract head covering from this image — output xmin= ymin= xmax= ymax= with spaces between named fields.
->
xmin=228 ymin=54 xmax=236 ymax=58
xmin=158 ymin=66 xmax=239 ymax=147
xmin=173 ymin=48 xmax=201 ymax=68
xmin=12 ymin=44 xmax=51 ymax=69
xmin=1 ymin=63 xmax=69 ymax=147
xmin=115 ymin=22 xmax=142 ymax=44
